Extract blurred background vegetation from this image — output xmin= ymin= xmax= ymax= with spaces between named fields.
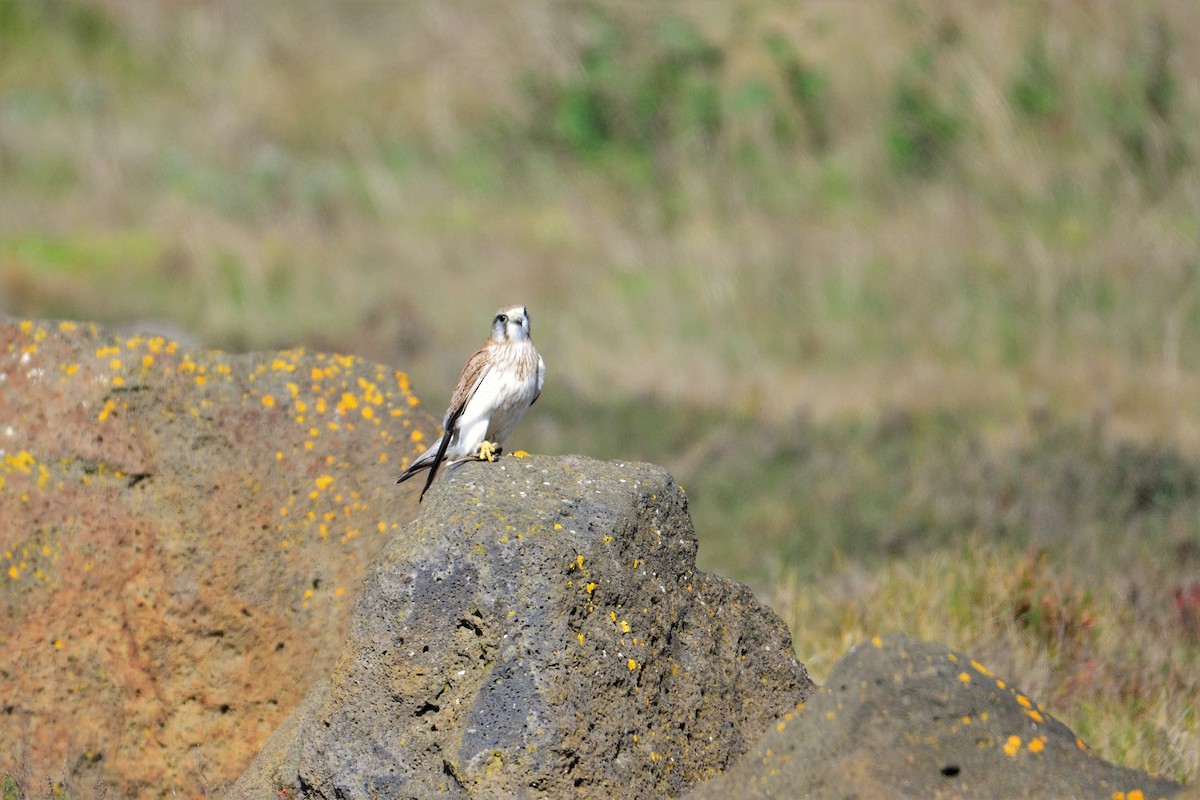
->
xmin=1 ymin=0 xmax=1198 ymax=784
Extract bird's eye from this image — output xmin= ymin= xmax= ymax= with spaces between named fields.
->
xmin=497 ymin=315 xmax=508 ymax=324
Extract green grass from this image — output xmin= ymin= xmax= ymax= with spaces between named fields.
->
xmin=2 ymin=0 xmax=1199 ymax=789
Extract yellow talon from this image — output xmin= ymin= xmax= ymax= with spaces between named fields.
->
xmin=478 ymin=440 xmax=498 ymax=462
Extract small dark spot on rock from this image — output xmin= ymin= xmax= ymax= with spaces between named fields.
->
xmin=458 ymin=617 xmax=484 ymax=637
xmin=941 ymin=764 xmax=961 ymax=777
xmin=219 ymin=703 xmax=232 ymax=714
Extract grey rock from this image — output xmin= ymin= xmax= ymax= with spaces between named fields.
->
xmin=228 ymin=454 xmax=813 ymax=799
xmin=684 ymin=633 xmax=1185 ymax=800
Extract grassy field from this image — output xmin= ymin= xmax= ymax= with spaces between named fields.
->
xmin=2 ymin=0 xmax=1199 ymax=788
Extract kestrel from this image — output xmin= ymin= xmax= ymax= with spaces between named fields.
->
xmin=396 ymin=304 xmax=545 ymax=501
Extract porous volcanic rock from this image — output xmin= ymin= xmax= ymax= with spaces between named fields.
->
xmin=0 ymin=318 xmax=438 ymax=796
xmin=684 ymin=634 xmax=1185 ymax=800
xmin=228 ymin=454 xmax=814 ymax=799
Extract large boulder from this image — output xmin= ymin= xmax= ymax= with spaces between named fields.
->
xmin=0 ymin=318 xmax=438 ymax=796
xmin=684 ymin=634 xmax=1186 ymax=799
xmin=228 ymin=454 xmax=814 ymax=799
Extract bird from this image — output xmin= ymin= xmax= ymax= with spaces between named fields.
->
xmin=396 ymin=304 xmax=545 ymax=501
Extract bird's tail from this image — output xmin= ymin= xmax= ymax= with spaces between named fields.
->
xmin=395 ymin=437 xmax=442 ymax=485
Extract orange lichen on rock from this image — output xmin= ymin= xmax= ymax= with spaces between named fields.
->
xmin=0 ymin=318 xmax=439 ymax=796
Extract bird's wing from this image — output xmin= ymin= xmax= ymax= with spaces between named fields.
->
xmin=443 ymin=343 xmax=494 ymax=426
xmin=418 ymin=343 xmax=494 ymax=501
xmin=530 ymin=352 xmax=546 ymax=406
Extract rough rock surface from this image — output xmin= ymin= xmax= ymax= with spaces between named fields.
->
xmin=228 ymin=454 xmax=814 ymax=799
xmin=0 ymin=318 xmax=438 ymax=796
xmin=684 ymin=633 xmax=1185 ymax=800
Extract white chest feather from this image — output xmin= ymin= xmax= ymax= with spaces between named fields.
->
xmin=448 ymin=341 xmax=543 ymax=457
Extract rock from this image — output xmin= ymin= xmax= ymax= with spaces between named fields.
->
xmin=0 ymin=318 xmax=438 ymax=796
xmin=227 ymin=454 xmax=814 ymax=799
xmin=684 ymin=634 xmax=1186 ymax=800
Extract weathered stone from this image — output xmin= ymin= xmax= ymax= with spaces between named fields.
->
xmin=0 ymin=318 xmax=437 ymax=796
xmin=684 ymin=634 xmax=1186 ymax=800
xmin=228 ymin=454 xmax=814 ymax=799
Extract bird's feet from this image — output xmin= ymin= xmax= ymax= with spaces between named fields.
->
xmin=477 ymin=440 xmax=502 ymax=462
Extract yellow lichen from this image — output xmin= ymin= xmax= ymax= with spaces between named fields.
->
xmin=1003 ymin=735 xmax=1021 ymax=756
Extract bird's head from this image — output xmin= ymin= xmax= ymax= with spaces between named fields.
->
xmin=491 ymin=305 xmax=532 ymax=343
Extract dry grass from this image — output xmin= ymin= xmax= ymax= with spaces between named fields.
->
xmin=2 ymin=0 xmax=1199 ymax=788
xmin=2 ymin=1 xmax=1198 ymax=430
